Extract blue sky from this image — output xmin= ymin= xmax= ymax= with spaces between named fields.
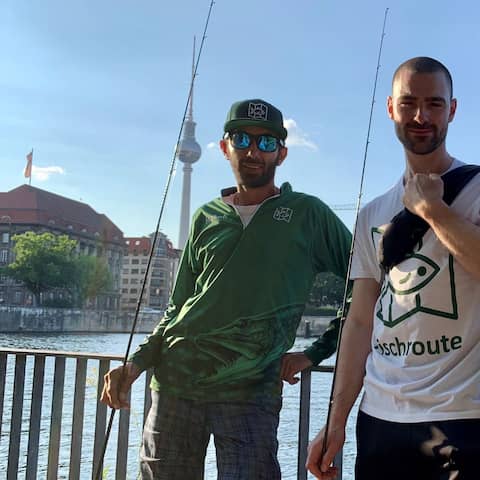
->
xmin=1 ymin=0 xmax=479 ymax=247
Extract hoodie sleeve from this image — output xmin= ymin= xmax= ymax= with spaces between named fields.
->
xmin=302 ymin=200 xmax=352 ymax=365
xmin=128 ymin=218 xmax=199 ymax=372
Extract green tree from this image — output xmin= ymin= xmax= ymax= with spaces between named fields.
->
xmin=72 ymin=255 xmax=112 ymax=307
xmin=307 ymin=271 xmax=345 ymax=309
xmin=3 ymin=232 xmax=78 ymax=306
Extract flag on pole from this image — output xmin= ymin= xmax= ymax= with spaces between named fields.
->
xmin=24 ymin=150 xmax=33 ymax=180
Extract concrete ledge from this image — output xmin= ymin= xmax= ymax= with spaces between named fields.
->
xmin=0 ymin=307 xmax=334 ymax=336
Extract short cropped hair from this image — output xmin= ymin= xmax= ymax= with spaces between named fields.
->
xmin=392 ymin=57 xmax=453 ymax=98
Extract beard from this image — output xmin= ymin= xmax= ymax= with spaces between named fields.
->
xmin=237 ymin=154 xmax=280 ymax=188
xmin=394 ymin=121 xmax=448 ymax=155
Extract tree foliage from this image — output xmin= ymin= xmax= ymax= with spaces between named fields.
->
xmin=4 ymin=232 xmax=77 ymax=305
xmin=307 ymin=271 xmax=345 ymax=309
xmin=72 ymin=255 xmax=112 ymax=306
xmin=3 ymin=231 xmax=112 ymax=307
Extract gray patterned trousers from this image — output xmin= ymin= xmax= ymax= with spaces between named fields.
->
xmin=140 ymin=391 xmax=282 ymax=480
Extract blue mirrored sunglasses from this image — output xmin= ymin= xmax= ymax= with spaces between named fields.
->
xmin=226 ymin=131 xmax=284 ymax=153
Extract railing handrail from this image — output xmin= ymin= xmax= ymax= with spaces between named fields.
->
xmin=310 ymin=365 xmax=334 ymax=373
xmin=0 ymin=348 xmax=336 ymax=370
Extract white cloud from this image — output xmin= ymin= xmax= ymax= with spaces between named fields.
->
xmin=32 ymin=165 xmax=66 ymax=182
xmin=283 ymin=118 xmax=318 ymax=151
xmin=207 ymin=142 xmax=217 ymax=150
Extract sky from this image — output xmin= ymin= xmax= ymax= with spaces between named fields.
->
xmin=1 ymin=0 xmax=479 ymax=247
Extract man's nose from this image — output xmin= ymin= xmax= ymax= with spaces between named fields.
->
xmin=245 ymin=142 xmax=260 ymax=158
xmin=413 ymin=106 xmax=429 ymax=124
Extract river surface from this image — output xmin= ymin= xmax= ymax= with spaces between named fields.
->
xmin=0 ymin=333 xmax=360 ymax=479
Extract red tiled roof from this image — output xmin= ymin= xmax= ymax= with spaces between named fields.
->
xmin=0 ymin=184 xmax=124 ymax=244
xmin=125 ymin=237 xmax=151 ymax=254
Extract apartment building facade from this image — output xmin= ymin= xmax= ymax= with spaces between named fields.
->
xmin=121 ymin=233 xmax=179 ymax=311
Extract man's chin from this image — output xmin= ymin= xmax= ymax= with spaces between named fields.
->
xmin=405 ymin=143 xmax=440 ymax=155
xmin=240 ymin=177 xmax=271 ymax=188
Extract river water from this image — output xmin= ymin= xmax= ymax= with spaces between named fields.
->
xmin=0 ymin=333 xmax=360 ymax=479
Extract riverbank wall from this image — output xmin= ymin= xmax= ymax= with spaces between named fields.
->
xmin=0 ymin=307 xmax=333 ymax=336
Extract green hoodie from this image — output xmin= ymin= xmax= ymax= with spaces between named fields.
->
xmin=129 ymin=183 xmax=351 ymax=401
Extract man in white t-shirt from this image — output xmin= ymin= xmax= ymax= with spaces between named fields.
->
xmin=307 ymin=57 xmax=480 ymax=479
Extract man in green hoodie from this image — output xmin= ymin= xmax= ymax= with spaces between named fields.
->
xmin=101 ymin=98 xmax=351 ymax=479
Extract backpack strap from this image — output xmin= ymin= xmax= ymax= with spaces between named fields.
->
xmin=378 ymin=164 xmax=480 ymax=273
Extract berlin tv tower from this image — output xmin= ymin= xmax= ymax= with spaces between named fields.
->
xmin=176 ymin=39 xmax=201 ymax=250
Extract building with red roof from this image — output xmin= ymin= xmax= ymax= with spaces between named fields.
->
xmin=0 ymin=184 xmax=125 ymax=309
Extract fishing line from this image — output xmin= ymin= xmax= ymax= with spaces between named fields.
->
xmin=319 ymin=6 xmax=389 ymax=471
xmin=92 ymin=2 xmax=216 ymax=478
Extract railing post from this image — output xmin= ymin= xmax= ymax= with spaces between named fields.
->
xmin=0 ymin=353 xmax=7 ymax=440
xmin=334 ymin=449 xmax=343 ymax=479
xmin=93 ymin=359 xmax=110 ymax=479
xmin=297 ymin=368 xmax=312 ymax=480
xmin=69 ymin=358 xmax=88 ymax=480
xmin=47 ymin=356 xmax=66 ymax=480
xmin=116 ymin=390 xmax=131 ymax=479
xmin=7 ymin=353 xmax=26 ymax=480
xmin=26 ymin=355 xmax=46 ymax=480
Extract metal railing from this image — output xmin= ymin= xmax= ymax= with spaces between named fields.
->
xmin=0 ymin=348 xmax=342 ymax=479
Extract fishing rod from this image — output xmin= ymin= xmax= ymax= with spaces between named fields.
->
xmin=319 ymin=6 xmax=389 ymax=472
xmin=92 ymin=2 xmax=216 ymax=478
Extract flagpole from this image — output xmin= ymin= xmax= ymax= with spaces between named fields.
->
xmin=29 ymin=148 xmax=33 ymax=186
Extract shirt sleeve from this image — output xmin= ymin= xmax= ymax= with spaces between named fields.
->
xmin=303 ymin=315 xmax=341 ymax=365
xmin=311 ymin=200 xmax=352 ymax=280
xmin=350 ymin=207 xmax=382 ymax=282
xmin=303 ymin=201 xmax=352 ymax=365
xmin=128 ymin=220 xmax=198 ymax=371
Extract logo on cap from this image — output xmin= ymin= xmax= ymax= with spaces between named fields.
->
xmin=248 ymin=102 xmax=268 ymax=120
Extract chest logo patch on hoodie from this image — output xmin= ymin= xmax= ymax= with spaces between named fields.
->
xmin=273 ymin=207 xmax=293 ymax=223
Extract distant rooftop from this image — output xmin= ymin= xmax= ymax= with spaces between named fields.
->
xmin=0 ymin=184 xmax=124 ymax=245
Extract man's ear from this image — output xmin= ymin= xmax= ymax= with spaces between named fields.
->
xmin=387 ymin=96 xmax=394 ymax=120
xmin=276 ymin=146 xmax=288 ymax=166
xmin=219 ymin=139 xmax=228 ymax=158
xmin=448 ymin=98 xmax=457 ymax=123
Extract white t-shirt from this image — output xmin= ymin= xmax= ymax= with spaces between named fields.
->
xmin=351 ymin=159 xmax=480 ymax=422
xmin=223 ymin=193 xmax=259 ymax=227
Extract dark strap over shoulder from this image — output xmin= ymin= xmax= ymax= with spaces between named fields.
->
xmin=378 ymin=164 xmax=480 ymax=273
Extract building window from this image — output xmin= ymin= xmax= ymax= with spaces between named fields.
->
xmin=2 ymin=233 xmax=9 ymax=243
xmin=130 ymin=288 xmax=138 ymax=294
xmin=131 ymin=269 xmax=139 ymax=274
xmin=130 ymin=278 xmax=139 ymax=285
xmin=14 ymin=291 xmax=22 ymax=303
xmin=123 ymin=258 xmax=129 ymax=264
xmin=0 ymin=250 xmax=8 ymax=263
xmin=122 ymin=278 xmax=129 ymax=284
xmin=141 ymin=258 xmax=148 ymax=264
xmin=131 ymin=259 xmax=139 ymax=265
xmin=135 ymin=240 xmax=140 ymax=246
xmin=122 ymin=288 xmax=128 ymax=293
